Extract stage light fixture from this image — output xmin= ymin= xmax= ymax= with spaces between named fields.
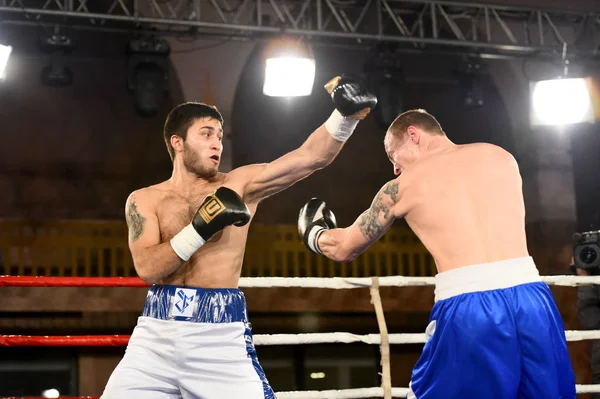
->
xmin=262 ymin=36 xmax=315 ymax=97
xmin=127 ymin=36 xmax=171 ymax=117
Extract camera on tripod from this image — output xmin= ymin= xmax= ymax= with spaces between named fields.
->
xmin=573 ymin=230 xmax=600 ymax=275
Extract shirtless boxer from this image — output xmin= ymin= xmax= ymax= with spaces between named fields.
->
xmin=100 ymin=75 xmax=376 ymax=399
xmin=298 ymin=109 xmax=576 ymax=398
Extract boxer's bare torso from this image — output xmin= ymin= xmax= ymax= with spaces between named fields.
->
xmin=125 ymin=110 xmax=359 ymax=289
xmin=129 ymin=169 xmax=260 ymax=288
xmin=394 ymin=143 xmax=529 ymax=272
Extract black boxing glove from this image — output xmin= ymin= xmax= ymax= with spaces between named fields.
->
xmin=325 ymin=75 xmax=378 ymax=117
xmin=323 ymin=75 xmax=377 ymax=142
xmin=298 ymin=198 xmax=337 ymax=254
xmin=170 ymin=187 xmax=251 ymax=261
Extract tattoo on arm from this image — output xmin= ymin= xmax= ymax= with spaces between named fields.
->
xmin=358 ymin=182 xmax=399 ymax=240
xmin=126 ymin=195 xmax=146 ymax=242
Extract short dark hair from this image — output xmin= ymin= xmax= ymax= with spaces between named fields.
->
xmin=163 ymin=102 xmax=224 ymax=161
xmin=388 ymin=109 xmax=444 ymax=137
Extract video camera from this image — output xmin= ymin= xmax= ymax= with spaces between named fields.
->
xmin=573 ymin=230 xmax=600 ymax=275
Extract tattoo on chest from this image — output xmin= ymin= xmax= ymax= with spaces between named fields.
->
xmin=358 ymin=181 xmax=399 ymax=240
xmin=126 ymin=195 xmax=146 ymax=242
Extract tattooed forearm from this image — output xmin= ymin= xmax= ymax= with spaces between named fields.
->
xmin=126 ymin=195 xmax=146 ymax=242
xmin=358 ymin=182 xmax=399 ymax=240
xmin=358 ymin=203 xmax=386 ymax=240
xmin=358 ymin=210 xmax=379 ymax=239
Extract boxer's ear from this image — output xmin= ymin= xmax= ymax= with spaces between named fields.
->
xmin=407 ymin=126 xmax=420 ymax=144
xmin=171 ymin=135 xmax=184 ymax=153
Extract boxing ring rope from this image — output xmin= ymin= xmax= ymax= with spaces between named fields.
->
xmin=3 ymin=274 xmax=600 ymax=398
xmin=3 ymin=275 xmax=600 ymax=288
xmin=3 ymin=329 xmax=600 ymax=347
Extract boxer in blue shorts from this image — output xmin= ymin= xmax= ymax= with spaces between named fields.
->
xmin=299 ymin=109 xmax=576 ymax=398
xmin=100 ymin=76 xmax=376 ymax=399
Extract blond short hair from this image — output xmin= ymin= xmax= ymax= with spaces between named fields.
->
xmin=388 ymin=109 xmax=445 ymax=137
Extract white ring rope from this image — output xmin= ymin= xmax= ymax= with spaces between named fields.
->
xmin=239 ymin=276 xmax=435 ymax=288
xmin=274 ymin=385 xmax=600 ymax=398
xmin=253 ymin=330 xmax=600 ymax=345
xmin=276 ymin=387 xmax=409 ymax=398
xmin=576 ymin=384 xmax=600 ymax=394
xmin=238 ymin=275 xmax=600 ymax=288
xmin=253 ymin=332 xmax=425 ymax=345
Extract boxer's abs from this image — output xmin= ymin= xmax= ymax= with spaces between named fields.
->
xmin=403 ymin=144 xmax=529 ymax=273
xmin=154 ymin=194 xmax=253 ymax=289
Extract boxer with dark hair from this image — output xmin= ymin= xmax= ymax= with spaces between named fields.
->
xmin=101 ymin=76 xmax=377 ymax=399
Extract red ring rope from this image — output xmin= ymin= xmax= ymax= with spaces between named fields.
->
xmin=0 ymin=276 xmax=147 ymax=287
xmin=0 ymin=335 xmax=130 ymax=346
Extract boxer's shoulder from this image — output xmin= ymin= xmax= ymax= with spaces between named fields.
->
xmin=454 ymin=142 xmax=512 ymax=160
xmin=413 ymin=143 xmax=511 ymax=172
xmin=127 ymin=186 xmax=152 ymax=206
xmin=134 ymin=183 xmax=169 ymax=202
xmin=126 ymin=183 xmax=177 ymax=217
xmin=456 ymin=143 xmax=517 ymax=172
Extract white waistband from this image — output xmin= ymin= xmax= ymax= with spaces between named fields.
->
xmin=434 ymin=256 xmax=541 ymax=302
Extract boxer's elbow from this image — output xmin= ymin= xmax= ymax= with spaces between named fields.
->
xmin=132 ymin=257 xmax=161 ymax=284
xmin=138 ymin=273 xmax=160 ymax=285
xmin=315 ymin=157 xmax=333 ymax=171
xmin=134 ymin=264 xmax=158 ymax=284
xmin=130 ymin=242 xmax=183 ymax=284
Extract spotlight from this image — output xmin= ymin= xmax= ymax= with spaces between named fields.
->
xmin=262 ymin=36 xmax=315 ymax=97
xmin=127 ymin=36 xmax=171 ymax=117
xmin=364 ymin=45 xmax=404 ymax=130
xmin=37 ymin=32 xmax=75 ymax=87
xmin=530 ymin=77 xmax=593 ymax=126
xmin=0 ymin=43 xmax=12 ymax=81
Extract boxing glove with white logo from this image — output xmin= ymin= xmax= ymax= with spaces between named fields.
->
xmin=298 ymin=198 xmax=337 ymax=254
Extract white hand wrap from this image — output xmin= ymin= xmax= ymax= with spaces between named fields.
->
xmin=325 ymin=109 xmax=359 ymax=142
xmin=306 ymin=225 xmax=326 ymax=255
xmin=170 ymin=224 xmax=206 ymax=261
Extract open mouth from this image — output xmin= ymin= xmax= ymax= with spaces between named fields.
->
xmin=210 ymin=155 xmax=220 ymax=162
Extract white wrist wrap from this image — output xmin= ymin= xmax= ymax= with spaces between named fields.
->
xmin=307 ymin=225 xmax=325 ymax=255
xmin=170 ymin=224 xmax=206 ymax=261
xmin=325 ymin=109 xmax=359 ymax=142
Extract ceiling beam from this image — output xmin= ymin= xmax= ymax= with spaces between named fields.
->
xmin=1 ymin=0 xmax=599 ymax=58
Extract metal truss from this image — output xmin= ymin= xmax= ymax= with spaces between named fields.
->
xmin=1 ymin=0 xmax=600 ymax=58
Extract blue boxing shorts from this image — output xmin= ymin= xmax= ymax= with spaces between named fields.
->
xmin=101 ymin=285 xmax=275 ymax=399
xmin=407 ymin=256 xmax=576 ymax=399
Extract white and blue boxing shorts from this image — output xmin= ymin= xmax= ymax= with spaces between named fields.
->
xmin=408 ymin=256 xmax=576 ymax=399
xmin=101 ymin=285 xmax=275 ymax=399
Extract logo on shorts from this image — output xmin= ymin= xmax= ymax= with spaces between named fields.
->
xmin=198 ymin=195 xmax=226 ymax=224
xmin=172 ymin=288 xmax=196 ymax=318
